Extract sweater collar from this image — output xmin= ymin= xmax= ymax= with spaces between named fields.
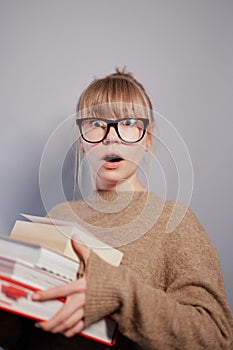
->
xmin=84 ymin=190 xmax=148 ymax=214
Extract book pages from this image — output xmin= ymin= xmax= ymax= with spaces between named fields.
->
xmin=13 ymin=216 xmax=123 ymax=266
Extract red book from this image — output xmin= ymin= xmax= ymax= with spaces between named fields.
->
xmin=0 ymin=235 xmax=117 ymax=346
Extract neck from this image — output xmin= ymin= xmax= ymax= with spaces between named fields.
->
xmin=95 ymin=175 xmax=145 ymax=192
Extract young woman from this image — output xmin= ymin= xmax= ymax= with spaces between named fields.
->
xmin=0 ymin=69 xmax=233 ymax=349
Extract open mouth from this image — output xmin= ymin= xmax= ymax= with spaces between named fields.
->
xmin=104 ymin=155 xmax=124 ymax=163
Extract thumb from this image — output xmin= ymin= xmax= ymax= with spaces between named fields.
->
xmin=71 ymin=235 xmax=90 ymax=267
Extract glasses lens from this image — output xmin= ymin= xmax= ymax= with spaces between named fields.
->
xmin=81 ymin=119 xmax=107 ymax=142
xmin=118 ymin=118 xmax=145 ymax=142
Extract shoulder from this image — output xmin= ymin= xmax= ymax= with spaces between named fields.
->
xmin=159 ymin=199 xmax=207 ymax=238
xmin=162 ymin=199 xmax=212 ymax=247
xmin=148 ymin=197 xmax=221 ymax=265
xmin=160 ymin=200 xmax=222 ymax=277
xmin=145 ymin=194 xmax=207 ymax=239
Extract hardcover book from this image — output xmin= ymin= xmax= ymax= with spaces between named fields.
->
xmin=0 ymin=215 xmax=123 ymax=346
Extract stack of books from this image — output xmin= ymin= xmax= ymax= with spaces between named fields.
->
xmin=0 ymin=214 xmax=123 ymax=346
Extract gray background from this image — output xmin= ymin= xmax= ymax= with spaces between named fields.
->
xmin=0 ymin=0 xmax=232 ymax=317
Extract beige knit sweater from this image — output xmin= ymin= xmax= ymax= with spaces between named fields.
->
xmin=48 ymin=191 xmax=233 ymax=349
xmin=0 ymin=191 xmax=232 ymax=350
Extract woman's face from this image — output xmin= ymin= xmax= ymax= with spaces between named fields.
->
xmin=80 ymin=117 xmax=151 ymax=191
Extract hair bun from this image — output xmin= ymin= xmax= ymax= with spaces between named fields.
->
xmin=109 ymin=67 xmax=135 ymax=81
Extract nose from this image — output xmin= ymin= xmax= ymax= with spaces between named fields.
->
xmin=102 ymin=125 xmax=120 ymax=145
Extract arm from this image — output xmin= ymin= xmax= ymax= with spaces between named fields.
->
xmin=84 ymin=208 xmax=233 ymax=350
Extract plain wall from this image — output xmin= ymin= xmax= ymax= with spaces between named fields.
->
xmin=0 ymin=0 xmax=232 ymax=316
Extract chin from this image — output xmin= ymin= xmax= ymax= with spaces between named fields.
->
xmin=97 ymin=171 xmax=137 ymax=191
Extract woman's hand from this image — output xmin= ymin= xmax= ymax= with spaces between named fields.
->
xmin=32 ymin=277 xmax=87 ymax=337
xmin=32 ymin=236 xmax=91 ymax=337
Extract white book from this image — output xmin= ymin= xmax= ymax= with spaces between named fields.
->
xmin=0 ymin=224 xmax=119 ymax=346
xmin=0 ymin=235 xmax=79 ymax=281
xmin=0 ymin=256 xmax=75 ymax=289
xmin=4 ymin=214 xmax=123 ymax=345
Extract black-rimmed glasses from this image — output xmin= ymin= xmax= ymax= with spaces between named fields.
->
xmin=76 ymin=117 xmax=149 ymax=144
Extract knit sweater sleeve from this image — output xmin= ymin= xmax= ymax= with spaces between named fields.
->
xmin=84 ymin=208 xmax=233 ymax=350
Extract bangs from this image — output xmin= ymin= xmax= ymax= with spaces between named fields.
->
xmin=77 ymin=77 xmax=153 ymax=121
xmin=77 ymin=102 xmax=152 ymax=121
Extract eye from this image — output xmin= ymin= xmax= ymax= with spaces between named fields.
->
xmin=123 ymin=118 xmax=137 ymax=126
xmin=92 ymin=120 xmax=105 ymax=128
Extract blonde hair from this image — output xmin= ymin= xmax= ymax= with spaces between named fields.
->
xmin=76 ymin=68 xmax=154 ymax=123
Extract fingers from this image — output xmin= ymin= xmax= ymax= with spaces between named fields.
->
xmin=71 ymin=235 xmax=90 ymax=267
xmin=64 ymin=319 xmax=84 ymax=338
xmin=31 ymin=266 xmax=88 ymax=338
xmin=38 ymin=293 xmax=85 ymax=335
xmin=32 ymin=277 xmax=86 ymax=301
xmin=52 ymin=309 xmax=84 ymax=335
